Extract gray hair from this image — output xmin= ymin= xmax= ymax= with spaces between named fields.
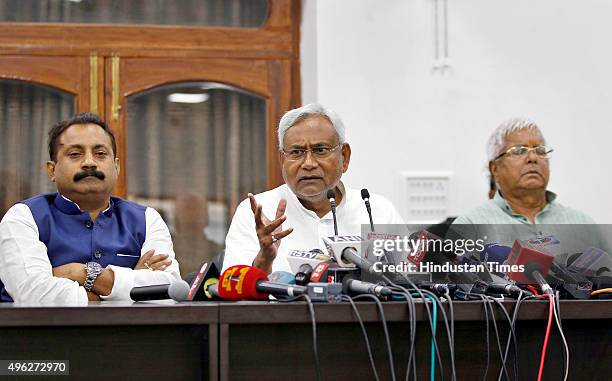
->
xmin=486 ymin=117 xmax=546 ymax=161
xmin=277 ymin=103 xmax=346 ymax=148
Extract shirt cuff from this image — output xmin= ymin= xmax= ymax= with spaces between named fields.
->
xmin=99 ymin=265 xmax=134 ymax=301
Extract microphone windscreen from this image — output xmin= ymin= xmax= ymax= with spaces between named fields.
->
xmin=480 ymin=243 xmax=511 ymax=264
xmin=326 ymin=189 xmax=336 ymax=200
xmin=218 ymin=265 xmax=268 ymax=300
xmin=360 ymin=188 xmax=370 ymax=200
xmin=168 ymin=280 xmax=190 ymax=301
xmin=505 ymin=240 xmax=554 ymax=285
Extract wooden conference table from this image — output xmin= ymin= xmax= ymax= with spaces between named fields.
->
xmin=0 ymin=300 xmax=610 ymax=380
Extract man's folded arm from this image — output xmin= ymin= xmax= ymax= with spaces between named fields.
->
xmin=0 ymin=204 xmax=88 ymax=305
xmin=100 ymin=207 xmax=181 ymax=300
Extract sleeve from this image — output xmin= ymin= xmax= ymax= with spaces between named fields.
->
xmin=222 ymin=198 xmax=261 ymax=272
xmin=0 ymin=204 xmax=88 ymax=305
xmin=100 ymin=207 xmax=182 ymax=301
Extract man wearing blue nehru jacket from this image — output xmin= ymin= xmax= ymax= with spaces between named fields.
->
xmin=0 ymin=113 xmax=181 ymax=304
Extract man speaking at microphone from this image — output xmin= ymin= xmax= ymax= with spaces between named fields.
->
xmin=223 ymin=103 xmax=404 ymax=274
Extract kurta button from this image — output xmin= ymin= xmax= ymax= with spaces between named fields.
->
xmin=94 ymin=250 xmax=102 ymax=259
xmin=85 ymin=220 xmax=93 ymax=229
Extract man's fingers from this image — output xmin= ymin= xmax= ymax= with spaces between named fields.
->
xmin=141 ymin=249 xmax=155 ymax=260
xmin=248 ymin=193 xmax=257 ymax=214
xmin=273 ymin=227 xmax=293 ymax=241
xmin=137 ymin=250 xmax=155 ymax=266
xmin=253 ymin=204 xmax=264 ymax=228
xmin=150 ymin=258 xmax=172 ymax=271
xmin=262 ymin=215 xmax=286 ymax=236
xmin=275 ymin=198 xmax=287 ymax=220
xmin=147 ymin=254 xmax=169 ymax=265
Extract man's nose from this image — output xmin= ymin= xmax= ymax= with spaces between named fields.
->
xmin=300 ymin=150 xmax=319 ymax=169
xmin=82 ymin=151 xmax=97 ymax=167
xmin=526 ymin=148 xmax=539 ymax=163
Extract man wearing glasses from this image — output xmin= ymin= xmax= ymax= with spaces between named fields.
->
xmin=454 ymin=117 xmax=594 ymax=226
xmin=448 ymin=118 xmax=612 ymax=271
xmin=223 ymin=103 xmax=404 ymax=274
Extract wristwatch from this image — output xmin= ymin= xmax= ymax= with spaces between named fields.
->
xmin=84 ymin=262 xmax=103 ymax=292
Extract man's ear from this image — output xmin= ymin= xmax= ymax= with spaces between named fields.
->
xmin=278 ymin=149 xmax=284 ymax=166
xmin=114 ymin=157 xmax=121 ymax=176
xmin=46 ymin=161 xmax=56 ymax=182
xmin=341 ymin=143 xmax=351 ymax=173
xmin=489 ymin=161 xmax=498 ymax=181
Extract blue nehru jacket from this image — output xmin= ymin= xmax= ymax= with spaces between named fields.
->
xmin=0 ymin=193 xmax=147 ymax=302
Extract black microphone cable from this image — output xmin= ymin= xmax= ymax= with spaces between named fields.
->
xmin=386 ymin=279 xmax=445 ymax=381
xmin=352 ymin=294 xmax=396 ymax=381
xmin=278 ymin=294 xmax=321 ymax=381
xmin=497 ymin=292 xmax=542 ymax=381
xmin=486 ymin=296 xmax=519 ymax=381
xmin=341 ymin=295 xmax=381 ymax=381
xmin=386 ymin=280 xmax=445 ymax=381
xmin=418 ymin=288 xmax=457 ymax=381
xmin=443 ymin=289 xmax=455 ymax=357
xmin=472 ymin=293 xmax=511 ymax=381
xmin=478 ymin=293 xmax=492 ymax=381
xmin=388 ymin=285 xmax=417 ymax=381
xmin=387 ymin=273 xmax=456 ymax=381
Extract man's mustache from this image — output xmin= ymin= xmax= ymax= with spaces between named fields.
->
xmin=73 ymin=169 xmax=105 ymax=182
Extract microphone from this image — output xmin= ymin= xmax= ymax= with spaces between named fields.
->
xmin=549 ymin=262 xmax=592 ymax=299
xmin=342 ymin=275 xmax=392 ymax=298
xmin=567 ymin=247 xmax=612 ymax=278
xmin=480 ymin=243 xmax=512 ymax=266
xmin=186 ymin=260 xmax=221 ymax=301
xmin=322 ymin=235 xmax=374 ymax=270
xmin=295 ymin=263 xmax=313 ymax=285
xmin=486 ymin=282 xmax=527 ymax=298
xmin=285 ymin=248 xmax=331 ymax=274
xmin=310 ymin=260 xmax=359 ymax=284
xmin=417 ymin=281 xmax=451 ymax=296
xmin=327 ymin=189 xmax=339 ymax=236
xmin=130 ymin=280 xmax=190 ymax=302
xmin=504 ymin=239 xmax=554 ymax=286
xmin=526 ymin=263 xmax=554 ymax=295
xmin=218 ymin=265 xmax=306 ymax=300
xmin=360 ymin=188 xmax=375 ymax=232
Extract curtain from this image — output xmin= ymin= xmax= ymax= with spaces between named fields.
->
xmin=0 ymin=0 xmax=268 ymax=27
xmin=0 ymin=81 xmax=74 ymax=218
xmin=126 ymin=85 xmax=267 ymax=274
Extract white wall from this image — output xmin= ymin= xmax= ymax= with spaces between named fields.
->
xmin=301 ymin=0 xmax=612 ymax=223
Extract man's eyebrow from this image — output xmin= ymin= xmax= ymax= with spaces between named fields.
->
xmin=60 ymin=144 xmax=84 ymax=150
xmin=287 ymin=141 xmax=335 ymax=148
xmin=59 ymin=144 xmax=110 ymax=150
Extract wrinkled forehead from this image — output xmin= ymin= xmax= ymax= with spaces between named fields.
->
xmin=283 ymin=115 xmax=339 ymax=147
xmin=502 ymin=127 xmax=545 ymax=148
